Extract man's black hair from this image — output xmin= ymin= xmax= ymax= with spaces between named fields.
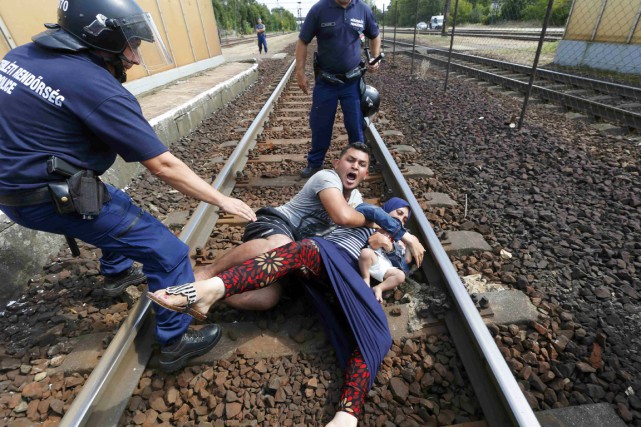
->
xmin=340 ymin=142 xmax=370 ymax=158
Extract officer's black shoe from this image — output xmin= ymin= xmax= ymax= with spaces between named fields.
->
xmin=159 ymin=324 xmax=222 ymax=373
xmin=103 ymin=266 xmax=147 ymax=297
xmin=300 ymin=165 xmax=322 ymax=178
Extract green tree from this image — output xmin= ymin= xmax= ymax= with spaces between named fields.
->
xmin=521 ymin=0 xmax=571 ymax=25
xmin=499 ymin=0 xmax=535 ymax=21
xmin=211 ymin=0 xmax=298 ymax=35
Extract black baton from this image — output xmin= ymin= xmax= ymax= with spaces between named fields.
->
xmin=65 ymin=235 xmax=80 ymax=257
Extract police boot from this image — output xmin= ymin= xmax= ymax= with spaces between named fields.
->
xmin=103 ymin=266 xmax=147 ymax=297
xmin=159 ymin=324 xmax=222 ymax=372
xmin=300 ymin=165 xmax=322 ymax=179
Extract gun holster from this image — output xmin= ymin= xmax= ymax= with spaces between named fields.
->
xmin=67 ymin=170 xmax=110 ymax=220
xmin=344 ymin=64 xmax=363 ymax=81
xmin=46 ymin=156 xmax=111 ymax=219
xmin=319 ymin=71 xmax=345 ymax=85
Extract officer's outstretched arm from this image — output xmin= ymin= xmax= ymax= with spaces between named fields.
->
xmin=142 ymin=152 xmax=256 ymax=222
xmin=295 ymin=39 xmax=310 ymax=94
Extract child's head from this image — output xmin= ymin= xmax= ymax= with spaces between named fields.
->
xmin=382 ymin=197 xmax=411 ymax=225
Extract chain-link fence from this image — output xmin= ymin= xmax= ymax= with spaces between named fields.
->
xmin=381 ymin=0 xmax=641 ymax=132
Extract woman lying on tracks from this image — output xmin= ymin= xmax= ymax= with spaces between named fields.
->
xmin=148 ymin=198 xmax=420 ymax=427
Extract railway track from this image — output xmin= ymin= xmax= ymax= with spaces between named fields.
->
xmin=220 ymin=33 xmax=287 ymax=48
xmin=384 ymin=27 xmax=564 ymax=42
xmin=385 ymin=39 xmax=641 ymax=132
xmin=41 ymin=56 xmax=544 ymax=425
xmin=1 ymin=37 xmax=634 ymax=426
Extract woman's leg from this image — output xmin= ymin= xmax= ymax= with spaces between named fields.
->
xmin=327 ymin=347 xmax=370 ymax=426
xmin=149 ymin=240 xmax=322 ymax=316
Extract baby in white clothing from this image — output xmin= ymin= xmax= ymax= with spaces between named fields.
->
xmin=358 ymin=198 xmax=413 ymax=303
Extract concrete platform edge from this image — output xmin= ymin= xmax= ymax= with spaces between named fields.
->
xmin=123 ymin=56 xmax=226 ymax=97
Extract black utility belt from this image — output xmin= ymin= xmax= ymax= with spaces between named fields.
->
xmin=0 ymin=167 xmax=111 ymax=220
xmin=0 ymin=187 xmax=51 ymax=206
xmin=318 ymin=67 xmax=363 ymax=85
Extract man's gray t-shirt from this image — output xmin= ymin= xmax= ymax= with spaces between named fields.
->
xmin=275 ymin=170 xmax=363 ymax=237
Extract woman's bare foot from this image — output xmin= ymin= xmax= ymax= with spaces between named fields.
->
xmin=150 ymin=277 xmax=225 ymax=317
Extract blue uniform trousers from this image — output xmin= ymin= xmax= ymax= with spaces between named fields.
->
xmin=308 ymin=77 xmax=364 ymax=169
xmin=258 ymin=35 xmax=268 ymax=53
xmin=1 ymin=184 xmax=192 ymax=345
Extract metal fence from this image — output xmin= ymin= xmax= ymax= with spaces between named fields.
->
xmin=381 ymin=0 xmax=641 ymax=132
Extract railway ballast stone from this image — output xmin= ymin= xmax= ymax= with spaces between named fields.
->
xmin=477 ymin=290 xmax=539 ymax=325
xmin=402 ymin=165 xmax=434 ymax=179
xmin=441 ymin=231 xmax=492 ymax=256
xmin=370 ymin=54 xmax=640 ymax=423
xmin=424 ymin=192 xmax=457 ymax=208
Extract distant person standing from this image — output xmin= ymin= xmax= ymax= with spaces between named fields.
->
xmin=295 ymin=0 xmax=381 ymax=178
xmin=256 ymin=18 xmax=268 ymax=54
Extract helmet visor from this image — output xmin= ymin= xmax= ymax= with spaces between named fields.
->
xmin=118 ymin=13 xmax=172 ymax=71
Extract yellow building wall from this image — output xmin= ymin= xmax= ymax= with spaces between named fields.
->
xmin=200 ymin=0 xmax=222 ymax=58
xmin=0 ymin=0 xmax=222 ymax=81
xmin=564 ymin=0 xmax=641 ymax=44
xmin=564 ymin=0 xmax=601 ymax=41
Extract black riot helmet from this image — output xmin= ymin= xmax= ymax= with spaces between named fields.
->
xmin=360 ymin=85 xmax=381 ymax=118
xmin=33 ymin=0 xmax=171 ymax=77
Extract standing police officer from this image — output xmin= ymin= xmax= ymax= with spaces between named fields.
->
xmin=0 ymin=0 xmax=256 ymax=372
xmin=255 ymin=18 xmax=268 ymax=55
xmin=296 ymin=0 xmax=381 ymax=178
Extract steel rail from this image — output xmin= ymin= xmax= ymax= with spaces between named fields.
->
xmin=180 ymin=58 xmax=296 ymax=249
xmin=385 ymin=39 xmax=641 ymax=129
xmin=220 ymin=33 xmax=287 ymax=48
xmin=365 ymin=120 xmax=541 ymax=427
xmin=420 ymin=45 xmax=641 ymax=100
xmin=60 ymin=55 xmax=537 ymax=425
xmin=58 ymin=290 xmax=155 ymax=427
xmin=395 ymin=28 xmax=564 ymax=36
xmin=423 ymin=52 xmax=641 ymax=129
xmin=393 ymin=28 xmax=563 ymax=41
xmin=60 ymin=60 xmax=297 ymax=427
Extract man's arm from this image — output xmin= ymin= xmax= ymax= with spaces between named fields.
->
xmin=356 ymin=203 xmax=405 ymax=240
xmin=142 ymin=151 xmax=256 ymax=221
xmin=295 ymin=39 xmax=310 ymax=94
xmin=317 ymin=187 xmax=371 ymax=227
xmin=357 ymin=203 xmax=425 ymax=266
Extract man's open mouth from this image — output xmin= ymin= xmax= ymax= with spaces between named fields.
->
xmin=346 ymin=172 xmax=357 ymax=181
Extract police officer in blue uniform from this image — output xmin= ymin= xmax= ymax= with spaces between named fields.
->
xmin=255 ymin=18 xmax=268 ymax=54
xmin=0 ymin=0 xmax=256 ymax=372
xmin=296 ymin=0 xmax=381 ymax=178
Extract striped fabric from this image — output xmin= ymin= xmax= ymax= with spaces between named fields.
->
xmin=323 ymin=226 xmax=375 ymax=261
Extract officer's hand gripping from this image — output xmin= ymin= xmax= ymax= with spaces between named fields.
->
xmin=218 ymin=195 xmax=257 ymax=222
